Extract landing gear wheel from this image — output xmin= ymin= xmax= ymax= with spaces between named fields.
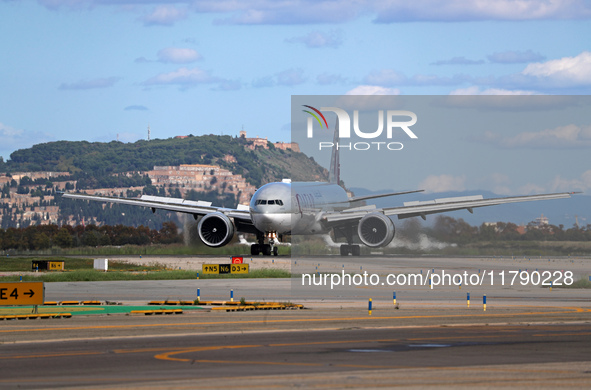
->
xmin=340 ymin=244 xmax=351 ymax=256
xmin=273 ymin=246 xmax=278 ymax=256
xmin=250 ymin=244 xmax=260 ymax=256
xmin=351 ymin=245 xmax=361 ymax=256
xmin=262 ymin=244 xmax=272 ymax=256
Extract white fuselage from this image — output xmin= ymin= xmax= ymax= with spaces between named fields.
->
xmin=249 ymin=181 xmax=349 ymax=235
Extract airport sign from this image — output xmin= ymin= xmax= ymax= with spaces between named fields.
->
xmin=202 ymin=264 xmax=249 ymax=275
xmin=232 ymin=256 xmax=244 ymax=264
xmin=0 ymin=282 xmax=44 ymax=306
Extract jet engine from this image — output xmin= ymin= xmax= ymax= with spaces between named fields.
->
xmin=357 ymin=212 xmax=395 ymax=248
xmin=198 ymin=212 xmax=235 ymax=247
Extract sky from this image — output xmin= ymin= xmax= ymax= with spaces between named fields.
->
xmin=1 ymin=0 xmax=590 ymax=196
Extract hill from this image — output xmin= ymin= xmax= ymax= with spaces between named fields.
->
xmin=2 ymin=135 xmax=328 ymax=188
xmin=0 ymin=135 xmax=328 ymax=229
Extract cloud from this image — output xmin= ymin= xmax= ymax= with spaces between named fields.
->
xmin=277 ymin=68 xmax=306 ymax=86
xmin=449 ymin=86 xmax=540 ymax=95
xmin=285 ymin=30 xmax=343 ymax=48
xmin=364 ymin=69 xmax=470 ymax=87
xmin=214 ymin=80 xmax=242 ymax=91
xmin=0 ymin=122 xmax=54 ymax=157
xmin=431 ymin=56 xmax=485 ymax=66
xmin=213 ymin=2 xmax=360 ymax=24
xmin=517 ymin=182 xmax=547 ymax=195
xmin=521 ymin=51 xmax=591 ymax=87
xmin=481 ymin=124 xmax=591 ymax=148
xmin=142 ymin=67 xmax=239 ymax=91
xmin=157 ymin=47 xmax=202 ymax=63
xmin=418 ymin=174 xmax=466 ymax=193
xmin=487 ymin=50 xmax=545 ymax=64
xmin=479 ymin=173 xmax=512 ymax=195
xmin=373 ymin=0 xmax=591 ymax=23
xmin=124 ymin=105 xmax=148 ymax=111
xmin=549 ymin=170 xmax=591 ymax=193
xmin=345 ymin=85 xmax=401 ymax=95
xmin=253 ymin=69 xmax=306 ymax=87
xmin=316 ymin=73 xmax=347 ymax=85
xmin=59 ymin=77 xmax=120 ymax=90
xmin=37 ymin=0 xmax=89 ymax=11
xmin=141 ymin=5 xmax=188 ymax=26
xmin=364 ymin=69 xmax=406 ymax=85
xmin=252 ymin=75 xmax=275 ymax=88
xmin=142 ymin=67 xmax=218 ymax=87
xmin=36 ymin=1 xmax=591 ymax=24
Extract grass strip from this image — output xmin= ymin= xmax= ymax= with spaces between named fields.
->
xmin=0 ymin=268 xmax=290 ymax=282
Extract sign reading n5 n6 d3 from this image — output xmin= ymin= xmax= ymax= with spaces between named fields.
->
xmin=202 ymin=264 xmax=249 ymax=275
xmin=0 ymin=282 xmax=44 ymax=306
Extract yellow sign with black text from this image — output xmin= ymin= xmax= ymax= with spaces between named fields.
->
xmin=48 ymin=261 xmax=65 ymax=271
xmin=230 ymin=264 xmax=249 ymax=274
xmin=202 ymin=264 xmax=249 ymax=275
xmin=0 ymin=282 xmax=44 ymax=306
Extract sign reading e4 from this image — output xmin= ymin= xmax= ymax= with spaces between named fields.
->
xmin=0 ymin=282 xmax=44 ymax=306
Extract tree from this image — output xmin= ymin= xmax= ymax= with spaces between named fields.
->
xmin=54 ymin=227 xmax=73 ymax=248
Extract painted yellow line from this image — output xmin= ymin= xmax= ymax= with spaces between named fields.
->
xmin=533 ymin=332 xmax=591 ymax=337
xmin=155 ymin=345 xmax=262 ymax=362
xmin=0 ymin=351 xmax=102 ymax=360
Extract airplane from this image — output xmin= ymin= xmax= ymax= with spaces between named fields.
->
xmin=62 ymin=123 xmax=577 ymax=256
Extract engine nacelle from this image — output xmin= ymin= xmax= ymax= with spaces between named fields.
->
xmin=357 ymin=212 xmax=395 ymax=248
xmin=198 ymin=212 xmax=235 ymax=247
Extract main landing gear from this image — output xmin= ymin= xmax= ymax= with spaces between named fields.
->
xmin=250 ymin=231 xmax=279 ymax=256
xmin=340 ymin=244 xmax=360 ymax=256
xmin=335 ymin=225 xmax=361 ymax=256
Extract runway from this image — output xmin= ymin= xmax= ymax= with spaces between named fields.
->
xmin=1 ymin=255 xmax=590 ymax=388
xmin=1 ymin=317 xmax=590 ymax=389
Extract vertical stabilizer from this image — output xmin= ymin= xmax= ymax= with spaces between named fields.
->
xmin=329 ymin=119 xmax=340 ymax=185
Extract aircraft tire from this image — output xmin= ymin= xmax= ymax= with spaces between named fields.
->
xmin=273 ymin=247 xmax=278 ymax=256
xmin=340 ymin=245 xmax=351 ymax=256
xmin=352 ymin=245 xmax=361 ymax=256
xmin=262 ymin=244 xmax=272 ymax=256
xmin=251 ymin=244 xmax=260 ymax=256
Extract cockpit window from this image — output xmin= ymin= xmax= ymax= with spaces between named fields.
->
xmin=255 ymin=199 xmax=283 ymax=206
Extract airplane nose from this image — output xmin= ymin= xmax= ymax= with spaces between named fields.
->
xmin=251 ymin=212 xmax=290 ymax=233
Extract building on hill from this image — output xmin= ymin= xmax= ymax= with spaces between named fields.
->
xmin=9 ymin=171 xmax=70 ymax=182
xmin=147 ymin=164 xmax=256 ymax=205
xmin=239 ymin=130 xmax=300 ymax=152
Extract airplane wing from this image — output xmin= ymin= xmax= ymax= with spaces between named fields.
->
xmin=61 ymin=193 xmax=252 ymax=221
xmin=347 ymin=189 xmax=424 ymax=203
xmin=323 ymin=192 xmax=577 ymax=224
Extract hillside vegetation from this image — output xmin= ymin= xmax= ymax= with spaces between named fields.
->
xmin=1 ymin=135 xmax=328 ymax=187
